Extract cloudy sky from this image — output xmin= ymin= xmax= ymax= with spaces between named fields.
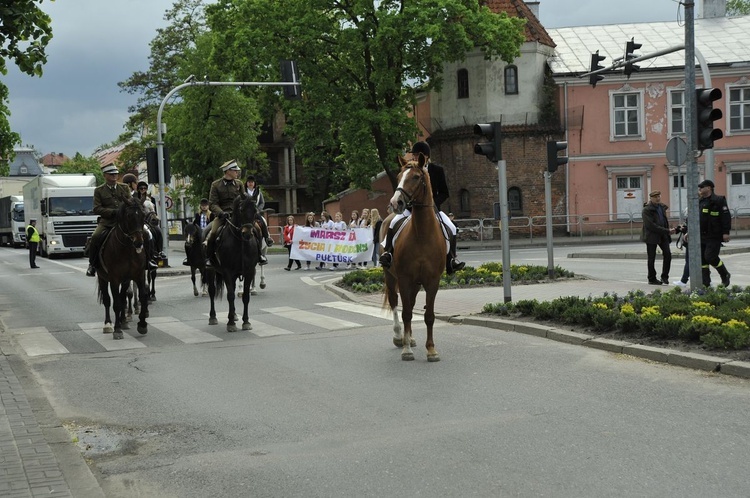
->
xmin=6 ymin=0 xmax=684 ymax=157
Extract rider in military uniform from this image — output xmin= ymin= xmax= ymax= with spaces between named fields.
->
xmin=204 ymin=159 xmax=269 ymax=267
xmin=86 ymin=164 xmax=132 ymax=276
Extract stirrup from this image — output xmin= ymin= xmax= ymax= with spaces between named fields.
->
xmin=148 ymin=260 xmax=158 ymax=270
xmin=265 ymin=237 xmax=274 ymax=247
xmin=86 ymin=264 xmax=96 ymax=277
xmin=447 ymin=258 xmax=465 ymax=274
xmin=259 ymin=255 xmax=268 ymax=266
xmin=205 ymin=259 xmax=213 ymax=268
xmin=380 ymin=252 xmax=392 ymax=268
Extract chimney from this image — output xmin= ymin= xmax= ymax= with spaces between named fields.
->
xmin=699 ymin=0 xmax=726 ymax=18
xmin=525 ymin=1 xmax=540 ymax=19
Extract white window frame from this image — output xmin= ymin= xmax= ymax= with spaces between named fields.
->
xmin=668 ymin=87 xmax=686 ymax=137
xmin=726 ymin=82 xmax=750 ymax=136
xmin=609 ymin=87 xmax=645 ymax=141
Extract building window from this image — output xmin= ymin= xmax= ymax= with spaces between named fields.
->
xmin=616 ymin=176 xmax=641 ymax=190
xmin=457 ymin=69 xmax=469 ymax=99
xmin=508 ymin=187 xmax=522 ymax=215
xmin=729 ymin=86 xmax=750 ymax=132
xmin=459 ymin=189 xmax=470 ymax=213
xmin=611 ymin=92 xmax=642 ymax=138
xmin=672 ymin=174 xmax=686 ymax=188
xmin=504 ymin=66 xmax=518 ymax=95
xmin=669 ymin=89 xmax=685 ymax=135
xmin=731 ymin=171 xmax=750 ymax=185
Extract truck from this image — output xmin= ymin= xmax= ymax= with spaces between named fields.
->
xmin=0 ymin=195 xmax=26 ymax=247
xmin=23 ymin=174 xmax=98 ymax=258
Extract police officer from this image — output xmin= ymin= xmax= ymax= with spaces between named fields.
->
xmin=86 ymin=165 xmax=132 ymax=276
xmin=380 ymin=141 xmax=464 ymax=274
xmin=698 ymin=179 xmax=732 ymax=287
xmin=26 ymin=218 xmax=40 ymax=269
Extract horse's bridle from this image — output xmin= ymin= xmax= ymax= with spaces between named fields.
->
xmin=396 ymin=166 xmax=430 ymax=208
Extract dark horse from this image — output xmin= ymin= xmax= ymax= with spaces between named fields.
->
xmin=184 ymin=222 xmax=207 ymax=297
xmin=97 ymin=198 xmax=149 ymax=339
xmin=143 ymin=211 xmax=163 ymax=301
xmin=380 ymin=154 xmax=445 ymax=362
xmin=207 ymin=194 xmax=260 ymax=332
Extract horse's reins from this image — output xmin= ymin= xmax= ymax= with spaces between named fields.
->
xmin=399 ymin=166 xmax=449 ymax=241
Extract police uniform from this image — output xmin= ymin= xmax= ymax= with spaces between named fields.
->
xmin=698 ymin=179 xmax=731 ymax=286
xmin=26 ymin=219 xmax=40 ymax=268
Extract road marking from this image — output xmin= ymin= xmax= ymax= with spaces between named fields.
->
xmin=148 ymin=316 xmax=222 ymax=344
xmin=78 ymin=322 xmax=148 ymax=351
xmin=316 ymin=301 xmax=391 ymax=320
xmin=263 ymin=306 xmax=360 ymax=330
xmin=12 ymin=327 xmax=69 ymax=357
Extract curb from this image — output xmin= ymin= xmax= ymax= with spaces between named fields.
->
xmin=324 ymin=283 xmax=750 ymax=380
xmin=453 ymin=315 xmax=750 ymax=379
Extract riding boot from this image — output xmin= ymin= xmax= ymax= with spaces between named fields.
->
xmin=205 ymin=236 xmax=216 ymax=268
xmin=86 ymin=236 xmax=99 ymax=277
xmin=258 ymin=218 xmax=273 ymax=247
xmin=446 ymin=234 xmax=465 ymax=275
xmin=701 ymin=267 xmax=711 ymax=287
xmin=257 ymin=234 xmax=268 ymax=265
xmin=379 ymin=227 xmax=395 ymax=268
xmin=146 ymin=237 xmax=158 ymax=270
xmin=717 ymin=263 xmax=731 ymax=287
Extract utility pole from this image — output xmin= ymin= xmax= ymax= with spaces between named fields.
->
xmin=684 ymin=1 xmax=703 ymax=292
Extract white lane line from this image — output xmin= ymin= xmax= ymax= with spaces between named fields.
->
xmin=12 ymin=327 xmax=70 ymax=357
xmin=316 ymin=301 xmax=391 ymax=320
xmin=148 ymin=316 xmax=222 ymax=344
xmin=78 ymin=322 xmax=147 ymax=351
xmin=262 ymin=306 xmax=360 ymax=330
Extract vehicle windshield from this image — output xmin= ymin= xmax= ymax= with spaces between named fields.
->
xmin=12 ymin=204 xmax=24 ymax=222
xmin=48 ymin=197 xmax=94 ymax=216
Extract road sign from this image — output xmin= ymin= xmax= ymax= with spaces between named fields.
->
xmin=165 ymin=196 xmax=173 ymax=210
xmin=666 ymin=136 xmax=688 ymax=166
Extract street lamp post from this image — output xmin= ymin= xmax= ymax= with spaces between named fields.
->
xmin=155 ymin=79 xmax=300 ymax=249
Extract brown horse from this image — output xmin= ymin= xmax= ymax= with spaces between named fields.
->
xmin=97 ymin=198 xmax=149 ymax=339
xmin=381 ymin=154 xmax=445 ymax=362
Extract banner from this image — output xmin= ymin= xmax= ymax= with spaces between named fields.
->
xmin=290 ymin=226 xmax=373 ymax=264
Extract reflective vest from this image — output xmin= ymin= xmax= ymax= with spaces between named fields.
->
xmin=27 ymin=224 xmax=41 ymax=243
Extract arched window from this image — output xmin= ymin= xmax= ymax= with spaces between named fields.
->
xmin=508 ymin=187 xmax=522 ymax=215
xmin=459 ymin=189 xmax=471 ymax=214
xmin=504 ymin=65 xmax=518 ymax=95
xmin=457 ymin=69 xmax=469 ymax=99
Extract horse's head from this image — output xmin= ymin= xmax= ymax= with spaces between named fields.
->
xmin=390 ymin=153 xmax=432 ymax=214
xmin=118 ymin=198 xmax=146 ymax=251
xmin=184 ymin=222 xmax=200 ymax=250
xmin=228 ymin=194 xmax=257 ymax=241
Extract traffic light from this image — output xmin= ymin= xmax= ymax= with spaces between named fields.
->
xmin=696 ymin=87 xmax=723 ymax=150
xmin=146 ymin=147 xmax=171 ymax=184
xmin=589 ymin=51 xmax=606 ymax=87
xmin=280 ymin=60 xmax=301 ymax=100
xmin=473 ymin=122 xmax=502 ymax=162
xmin=624 ymin=38 xmax=642 ymax=78
xmin=546 ymin=141 xmax=568 ymax=173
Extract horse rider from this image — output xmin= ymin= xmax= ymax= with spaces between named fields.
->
xmin=245 ymin=174 xmax=274 ymax=261
xmin=86 ymin=165 xmax=133 ymax=277
xmin=121 ymin=173 xmax=161 ymax=269
xmin=205 ymin=159 xmax=268 ymax=267
xmin=380 ymin=141 xmax=465 ymax=274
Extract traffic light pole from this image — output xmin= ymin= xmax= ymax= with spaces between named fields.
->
xmin=544 ymin=171 xmax=555 ymax=278
xmin=684 ymin=1 xmax=703 ymax=292
xmin=497 ymin=159 xmax=512 ymax=303
xmin=155 ymin=79 xmax=300 ymax=249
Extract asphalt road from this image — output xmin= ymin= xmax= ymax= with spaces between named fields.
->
xmin=1 ymin=244 xmax=750 ymax=497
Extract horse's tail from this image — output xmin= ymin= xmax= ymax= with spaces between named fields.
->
xmin=96 ymin=279 xmax=104 ymax=305
xmin=214 ymin=270 xmax=225 ymax=300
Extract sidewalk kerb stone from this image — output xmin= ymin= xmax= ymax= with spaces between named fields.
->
xmin=584 ymin=337 xmax=631 ymax=354
xmin=667 ymin=352 xmax=727 ymax=372
xmin=546 ymin=329 xmax=593 ymax=345
xmin=719 ymin=360 xmax=750 ymax=379
xmin=622 ymin=344 xmax=672 ymax=363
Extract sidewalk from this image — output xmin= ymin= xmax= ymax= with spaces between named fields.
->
xmin=2 ymin=237 xmax=749 ymax=497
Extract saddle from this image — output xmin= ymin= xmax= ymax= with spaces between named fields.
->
xmin=391 ymin=214 xmax=450 ymax=254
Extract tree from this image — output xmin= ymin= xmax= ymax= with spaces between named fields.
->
xmin=727 ymin=0 xmax=750 ymax=15
xmin=206 ymin=0 xmax=526 ymax=190
xmin=0 ymin=0 xmax=53 ymax=160
xmin=53 ymin=153 xmax=105 ymax=184
xmin=118 ymin=0 xmax=263 ymax=202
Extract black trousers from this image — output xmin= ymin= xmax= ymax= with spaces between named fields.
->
xmin=28 ymin=242 xmax=38 ymax=268
xmin=646 ymin=237 xmax=671 ymax=281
